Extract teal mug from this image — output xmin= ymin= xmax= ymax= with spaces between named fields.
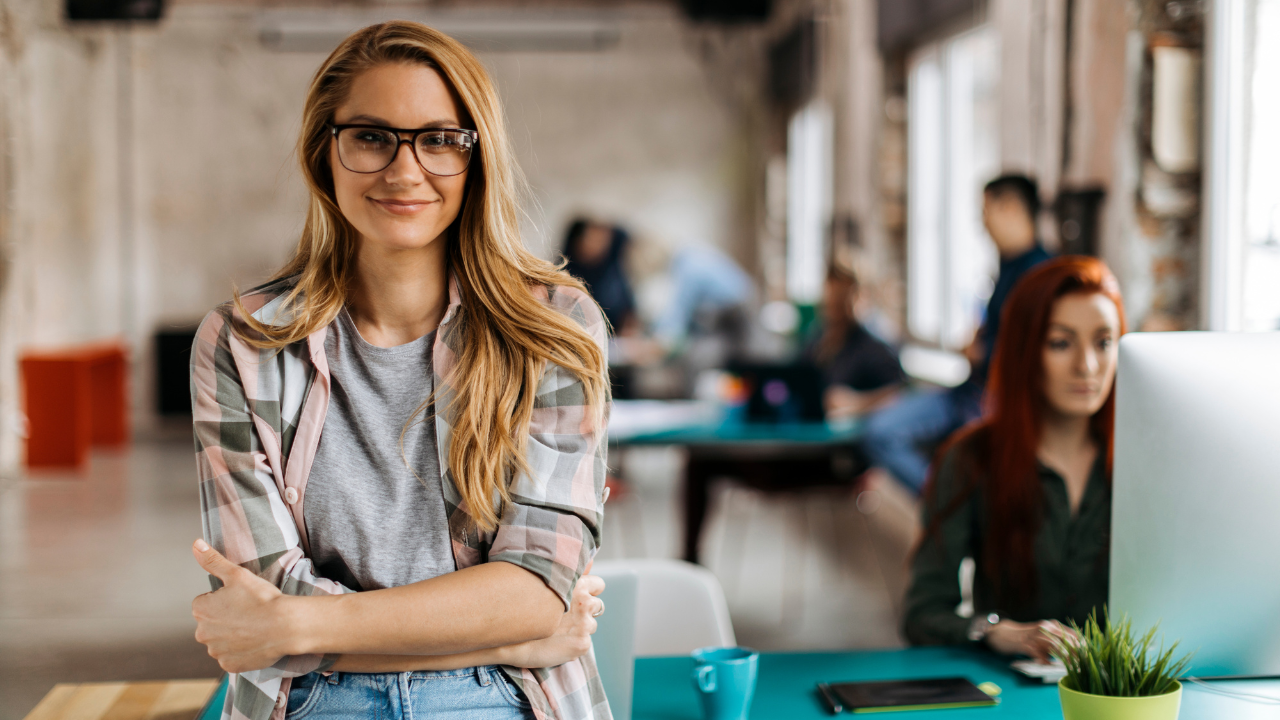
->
xmin=691 ymin=646 xmax=759 ymax=720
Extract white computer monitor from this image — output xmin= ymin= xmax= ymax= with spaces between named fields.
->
xmin=1111 ymin=331 xmax=1280 ymax=678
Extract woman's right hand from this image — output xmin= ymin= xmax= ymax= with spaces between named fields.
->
xmin=501 ymin=573 xmax=606 ymax=669
xmin=985 ymin=619 xmax=1074 ymax=662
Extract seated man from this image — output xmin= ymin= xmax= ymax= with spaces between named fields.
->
xmin=805 ymin=264 xmax=904 ymax=421
xmin=861 ymin=174 xmax=1052 ymax=494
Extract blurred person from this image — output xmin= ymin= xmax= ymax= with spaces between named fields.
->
xmin=861 ymin=174 xmax=1052 ymax=493
xmin=806 ymin=264 xmax=904 ymax=420
xmin=187 ymin=22 xmax=611 ymax=720
xmin=648 ymin=243 xmax=754 ymax=357
xmin=562 ymin=217 xmax=636 ymax=333
xmin=903 ymin=257 xmax=1126 ymax=661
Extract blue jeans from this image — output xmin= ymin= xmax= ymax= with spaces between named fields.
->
xmin=861 ymin=386 xmax=981 ymax=493
xmin=286 ymin=667 xmax=535 ymax=720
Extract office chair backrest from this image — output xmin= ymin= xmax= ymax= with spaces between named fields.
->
xmin=593 ymin=558 xmax=737 ymax=656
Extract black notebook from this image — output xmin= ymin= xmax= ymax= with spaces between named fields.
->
xmin=826 ymin=677 xmax=998 ymax=713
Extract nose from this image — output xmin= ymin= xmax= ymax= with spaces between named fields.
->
xmin=1078 ymin=344 xmax=1100 ymax=376
xmin=382 ymin=141 xmax=425 ymax=185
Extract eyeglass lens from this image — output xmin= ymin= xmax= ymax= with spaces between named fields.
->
xmin=336 ymin=128 xmax=474 ymax=176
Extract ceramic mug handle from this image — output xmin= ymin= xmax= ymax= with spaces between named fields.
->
xmin=694 ymin=664 xmax=717 ymax=693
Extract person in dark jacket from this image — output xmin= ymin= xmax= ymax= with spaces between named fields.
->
xmin=807 ymin=264 xmax=904 ymax=420
xmin=562 ymin=218 xmax=636 ymax=333
xmin=861 ymin=174 xmax=1052 ymax=493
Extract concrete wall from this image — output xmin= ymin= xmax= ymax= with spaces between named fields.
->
xmin=0 ymin=1 xmax=757 ymax=467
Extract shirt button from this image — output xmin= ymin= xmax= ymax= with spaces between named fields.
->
xmin=284 ymin=487 xmax=299 ymax=505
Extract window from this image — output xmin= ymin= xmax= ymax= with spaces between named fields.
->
xmin=786 ymin=101 xmax=833 ymax=305
xmin=1205 ymin=0 xmax=1280 ymax=331
xmin=906 ymin=25 xmax=1000 ymax=350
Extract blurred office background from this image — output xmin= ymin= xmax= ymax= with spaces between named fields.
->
xmin=0 ymin=0 xmax=1276 ymax=716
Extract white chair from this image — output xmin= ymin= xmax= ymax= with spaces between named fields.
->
xmin=593 ymin=558 xmax=736 ymax=656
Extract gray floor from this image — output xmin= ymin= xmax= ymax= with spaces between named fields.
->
xmin=0 ymin=441 xmax=920 ymax=720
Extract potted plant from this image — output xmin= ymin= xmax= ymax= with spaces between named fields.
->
xmin=1051 ymin=609 xmax=1193 ymax=720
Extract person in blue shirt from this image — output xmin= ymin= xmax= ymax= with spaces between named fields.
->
xmin=861 ymin=174 xmax=1053 ymax=494
xmin=651 ymin=244 xmax=754 ymax=354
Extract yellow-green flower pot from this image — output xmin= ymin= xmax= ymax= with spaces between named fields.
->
xmin=1059 ymin=680 xmax=1182 ymax=720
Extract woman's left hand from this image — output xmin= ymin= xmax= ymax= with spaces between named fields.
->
xmin=501 ymin=572 xmax=605 ymax=669
xmin=191 ymin=539 xmax=296 ymax=673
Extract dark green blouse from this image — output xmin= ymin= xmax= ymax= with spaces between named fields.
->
xmin=903 ymin=442 xmax=1111 ymax=646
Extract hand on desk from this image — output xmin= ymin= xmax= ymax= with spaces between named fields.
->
xmin=824 ymin=384 xmax=900 ymax=420
xmin=986 ymin=619 xmax=1076 ymax=663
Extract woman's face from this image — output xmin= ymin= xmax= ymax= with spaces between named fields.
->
xmin=330 ymin=63 xmax=470 ymax=255
xmin=1041 ymin=292 xmax=1121 ymax=419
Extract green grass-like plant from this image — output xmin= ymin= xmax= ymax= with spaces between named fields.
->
xmin=1050 ymin=608 xmax=1194 ymax=698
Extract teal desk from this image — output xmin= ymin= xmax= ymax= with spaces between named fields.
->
xmin=612 ymin=420 xmax=859 ymax=449
xmin=608 ymin=401 xmax=866 ymax=563
xmin=633 ymin=647 xmax=1280 ymax=719
xmin=195 ymin=647 xmax=1280 ymax=719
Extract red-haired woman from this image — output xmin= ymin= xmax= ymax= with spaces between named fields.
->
xmin=902 ymin=256 xmax=1126 ymax=661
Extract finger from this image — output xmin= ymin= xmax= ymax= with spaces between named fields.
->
xmin=192 ymin=539 xmax=244 ymax=584
xmin=580 ymin=574 xmax=606 ymax=597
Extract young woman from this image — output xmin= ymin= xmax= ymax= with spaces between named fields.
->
xmin=188 ymin=22 xmax=612 ymax=720
xmin=903 ymin=256 xmax=1126 ymax=662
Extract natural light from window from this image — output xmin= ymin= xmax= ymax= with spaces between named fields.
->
xmin=906 ymin=25 xmax=1000 ymax=350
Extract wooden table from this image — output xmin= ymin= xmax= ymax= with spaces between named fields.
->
xmin=23 ymin=680 xmax=220 ymax=720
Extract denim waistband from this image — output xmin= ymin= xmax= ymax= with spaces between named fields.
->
xmin=320 ymin=665 xmax=506 ymax=685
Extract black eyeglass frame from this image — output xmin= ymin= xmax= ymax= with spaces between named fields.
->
xmin=329 ymin=124 xmax=480 ymax=177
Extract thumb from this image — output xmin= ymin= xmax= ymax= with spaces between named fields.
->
xmin=192 ymin=538 xmax=243 ymax=585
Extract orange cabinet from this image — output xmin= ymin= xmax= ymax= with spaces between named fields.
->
xmin=21 ymin=343 xmax=129 ymax=469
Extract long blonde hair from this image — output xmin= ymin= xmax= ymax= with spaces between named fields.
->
xmin=234 ymin=21 xmax=608 ymax=531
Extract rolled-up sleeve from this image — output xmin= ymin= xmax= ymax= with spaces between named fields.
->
xmin=489 ymin=287 xmax=609 ymax=608
xmin=190 ymin=307 xmax=355 ymax=683
xmin=903 ymin=448 xmax=977 ymax=646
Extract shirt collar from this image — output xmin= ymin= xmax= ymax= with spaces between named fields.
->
xmin=440 ymin=272 xmax=463 ymax=327
xmin=1000 ymin=243 xmax=1046 ymax=270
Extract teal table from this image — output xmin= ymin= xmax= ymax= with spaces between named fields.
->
xmin=195 ymin=647 xmax=1280 ymax=719
xmin=608 ymin=401 xmax=865 ymax=563
xmin=612 ymin=420 xmax=859 ymax=449
xmin=633 ymin=647 xmax=1056 ymax=719
xmin=633 ymin=647 xmax=1280 ymax=719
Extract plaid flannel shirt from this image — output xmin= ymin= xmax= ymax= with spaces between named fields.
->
xmin=191 ymin=274 xmax=612 ymax=720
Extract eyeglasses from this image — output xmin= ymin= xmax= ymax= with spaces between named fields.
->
xmin=330 ymin=124 xmax=479 ymax=177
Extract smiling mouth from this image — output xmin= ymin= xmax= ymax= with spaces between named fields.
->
xmin=370 ymin=197 xmax=435 ymax=214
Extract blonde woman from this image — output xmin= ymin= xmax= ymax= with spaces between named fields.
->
xmin=187 ymin=21 xmax=612 ymax=720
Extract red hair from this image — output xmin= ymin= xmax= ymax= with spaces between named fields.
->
xmin=923 ymin=256 xmax=1127 ymax=608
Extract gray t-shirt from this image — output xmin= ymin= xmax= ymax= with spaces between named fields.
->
xmin=305 ymin=308 xmax=455 ymax=591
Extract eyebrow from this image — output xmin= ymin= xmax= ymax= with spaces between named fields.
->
xmin=1048 ymin=323 xmax=1114 ymax=336
xmin=339 ymin=114 xmax=463 ymax=129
